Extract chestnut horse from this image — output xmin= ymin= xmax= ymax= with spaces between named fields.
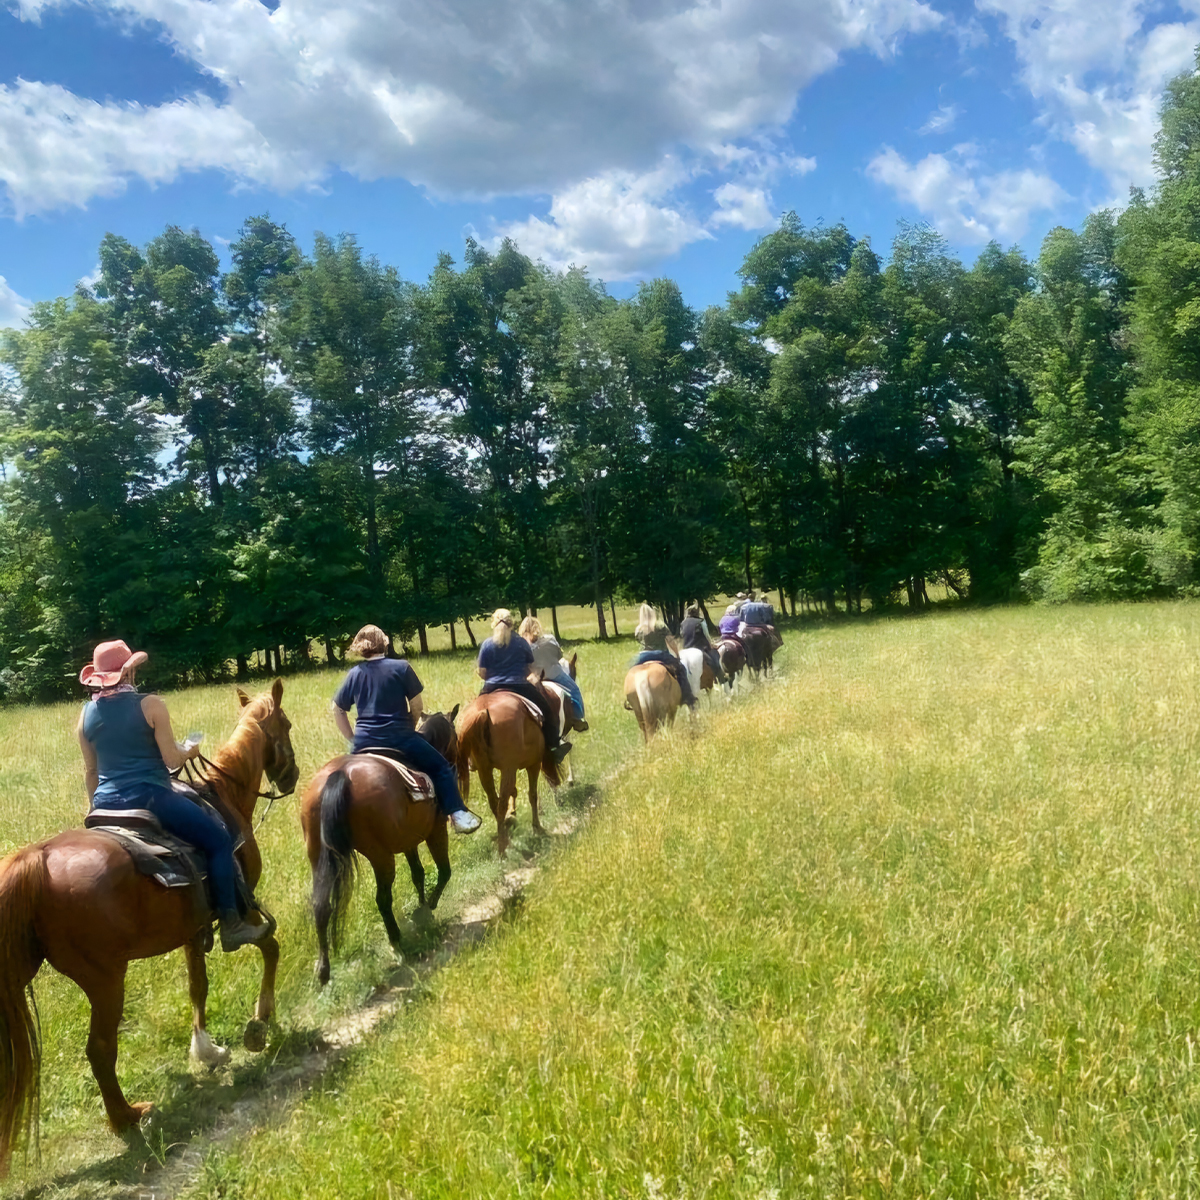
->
xmin=301 ymin=709 xmax=459 ymax=985
xmin=0 ymin=680 xmax=298 ymax=1177
xmin=456 ymin=688 xmax=562 ymax=858
xmin=624 ymin=662 xmax=682 ymax=742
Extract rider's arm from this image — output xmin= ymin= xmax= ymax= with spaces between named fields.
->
xmin=77 ymin=710 xmax=99 ymax=806
xmin=331 ymin=703 xmax=354 ymax=743
xmin=409 ymin=694 xmax=425 ymax=723
xmin=141 ymin=694 xmax=200 ymax=770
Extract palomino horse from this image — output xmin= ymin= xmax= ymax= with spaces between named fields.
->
xmin=301 ymin=708 xmax=460 ymax=986
xmin=624 ymin=662 xmax=682 ymax=741
xmin=0 ymin=680 xmax=298 ymax=1176
xmin=456 ymin=687 xmax=562 ymax=858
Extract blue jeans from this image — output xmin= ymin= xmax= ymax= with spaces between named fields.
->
xmin=547 ymin=671 xmax=585 ymax=720
xmin=632 ymin=651 xmax=696 ymax=706
xmin=95 ymin=782 xmax=237 ymax=912
xmin=354 ymin=727 xmax=466 ymax=815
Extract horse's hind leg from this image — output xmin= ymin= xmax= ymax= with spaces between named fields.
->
xmin=369 ymin=854 xmax=404 ymax=950
xmin=425 ymin=820 xmax=452 ymax=910
xmin=184 ymin=937 xmax=229 ymax=1067
xmin=77 ymin=964 xmax=150 ymax=1133
xmin=528 ymin=766 xmax=545 ymax=836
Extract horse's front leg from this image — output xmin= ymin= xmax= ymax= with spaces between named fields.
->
xmin=184 ymin=935 xmax=229 ymax=1067
xmin=529 ymin=766 xmax=545 ymax=836
xmin=244 ymin=930 xmax=279 ymax=1052
xmin=425 ymin=820 xmax=452 ymax=910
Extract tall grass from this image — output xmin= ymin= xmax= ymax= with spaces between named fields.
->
xmin=182 ymin=604 xmax=1200 ymax=1199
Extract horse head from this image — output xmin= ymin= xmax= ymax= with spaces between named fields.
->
xmin=418 ymin=703 xmax=460 ymax=765
xmin=235 ymin=678 xmax=300 ymax=795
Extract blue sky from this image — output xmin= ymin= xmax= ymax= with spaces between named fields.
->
xmin=1 ymin=0 xmax=1196 ymax=326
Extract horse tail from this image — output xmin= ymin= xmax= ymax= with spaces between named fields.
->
xmin=313 ymin=770 xmax=356 ymax=956
xmin=456 ymin=706 xmax=492 ymax=801
xmin=0 ymin=847 xmax=45 ymax=1179
xmin=634 ymin=667 xmax=659 ymax=733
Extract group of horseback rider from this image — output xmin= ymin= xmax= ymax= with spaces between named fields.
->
xmin=74 ymin=608 xmax=597 ymax=953
xmin=632 ymin=590 xmax=782 ymax=710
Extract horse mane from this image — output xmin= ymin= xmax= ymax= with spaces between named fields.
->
xmin=206 ymin=693 xmax=271 ymax=802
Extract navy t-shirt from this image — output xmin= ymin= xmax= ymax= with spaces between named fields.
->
xmin=333 ymin=658 xmax=423 ymax=749
xmin=477 ymin=636 xmax=534 ymax=686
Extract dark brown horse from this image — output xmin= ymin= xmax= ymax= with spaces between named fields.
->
xmin=742 ymin=629 xmax=775 ymax=680
xmin=717 ymin=638 xmax=747 ymax=689
xmin=0 ymin=680 xmax=298 ymax=1177
xmin=301 ymin=709 xmax=459 ymax=986
xmin=456 ymin=688 xmax=562 ymax=858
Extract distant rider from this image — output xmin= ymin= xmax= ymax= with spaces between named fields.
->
xmin=519 ymin=616 xmax=588 ymax=732
xmin=632 ymin=603 xmax=698 ymax=710
xmin=331 ymin=624 xmax=481 ymax=834
xmin=718 ymin=604 xmax=742 ymax=641
xmin=77 ymin=639 xmax=269 ymax=951
xmin=477 ymin=609 xmax=572 ymax=763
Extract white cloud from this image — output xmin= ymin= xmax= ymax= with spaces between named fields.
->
xmin=0 ymin=275 xmax=31 ymax=330
xmin=978 ymin=0 xmax=1200 ymax=193
xmin=868 ymin=146 xmax=1067 ymax=241
xmin=919 ymin=103 xmax=961 ymax=135
xmin=711 ymin=182 xmax=777 ymax=231
xmin=1 ymin=0 xmax=941 ymax=273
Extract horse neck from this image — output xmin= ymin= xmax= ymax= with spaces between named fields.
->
xmin=210 ymin=715 xmax=266 ymax=824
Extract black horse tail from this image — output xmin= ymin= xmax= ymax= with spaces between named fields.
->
xmin=312 ymin=770 xmax=356 ymax=956
xmin=0 ymin=847 xmax=45 ymax=1179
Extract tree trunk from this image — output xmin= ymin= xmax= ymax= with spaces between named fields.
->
xmin=417 ymin=623 xmax=429 ymax=656
xmin=462 ymin=616 xmax=478 ymax=648
xmin=236 ymin=654 xmax=248 ymax=680
xmin=449 ymin=621 xmax=457 ymax=651
xmin=198 ymin=426 xmax=223 ymax=507
xmin=325 ymin=636 xmax=336 ymax=665
xmin=779 ymin=585 xmax=787 ymax=614
xmin=364 ymin=460 xmax=382 ymax=587
xmin=699 ymin=599 xmax=717 ymax=635
xmin=551 ymin=605 xmax=562 ymax=642
xmin=609 ymin=593 xmax=620 ymax=637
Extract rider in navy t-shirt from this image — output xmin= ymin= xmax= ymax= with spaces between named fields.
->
xmin=331 ymin=625 xmax=480 ymax=834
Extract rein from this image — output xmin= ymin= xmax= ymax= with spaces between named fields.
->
xmin=180 ymin=751 xmax=293 ymax=832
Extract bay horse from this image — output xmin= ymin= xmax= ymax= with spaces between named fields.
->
xmin=717 ymin=638 xmax=746 ymax=689
xmin=742 ymin=629 xmax=775 ymax=680
xmin=300 ymin=708 xmax=460 ymax=986
xmin=0 ymin=679 xmax=298 ymax=1177
xmin=623 ymin=662 xmax=682 ymax=742
xmin=456 ymin=687 xmax=562 ymax=858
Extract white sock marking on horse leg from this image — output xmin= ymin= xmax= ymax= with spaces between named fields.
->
xmin=191 ymin=1027 xmax=230 ymax=1066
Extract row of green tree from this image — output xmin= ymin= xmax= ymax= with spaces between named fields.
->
xmin=5 ymin=57 xmax=1200 ymax=700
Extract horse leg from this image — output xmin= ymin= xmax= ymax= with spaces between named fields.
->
xmin=403 ymin=849 xmax=426 ymax=910
xmin=245 ymin=932 xmax=279 ymax=1051
xmin=184 ymin=936 xmax=229 ymax=1068
xmin=528 ymin=766 xmax=545 ymax=836
xmin=312 ymin=863 xmax=334 ymax=987
xmin=370 ymin=855 xmax=404 ymax=950
xmin=497 ymin=767 xmax=518 ymax=857
xmin=424 ymin=820 xmax=452 ymax=910
xmin=79 ymin=965 xmax=150 ymax=1133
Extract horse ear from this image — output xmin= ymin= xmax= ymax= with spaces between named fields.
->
xmin=236 ymin=687 xmax=251 ymax=707
xmin=271 ymin=677 xmax=284 ymax=708
xmin=569 ymin=652 xmax=578 ymax=678
xmin=450 ymin=703 xmax=460 ymax=722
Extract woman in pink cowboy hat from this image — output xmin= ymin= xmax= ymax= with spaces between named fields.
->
xmin=76 ymin=639 xmax=268 ymax=952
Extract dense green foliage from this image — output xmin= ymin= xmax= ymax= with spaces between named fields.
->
xmin=8 ymin=56 xmax=1200 ymax=698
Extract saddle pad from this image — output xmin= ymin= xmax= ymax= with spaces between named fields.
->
xmin=357 ymin=752 xmax=436 ymax=802
xmin=542 ymin=681 xmax=570 ymax=739
xmin=89 ymin=825 xmax=206 ymax=890
xmin=508 ymin=694 xmax=545 ymax=725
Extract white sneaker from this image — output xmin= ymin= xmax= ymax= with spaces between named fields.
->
xmin=450 ymin=809 xmax=482 ymax=834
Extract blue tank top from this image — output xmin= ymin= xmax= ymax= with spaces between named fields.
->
xmin=82 ymin=691 xmax=171 ymax=802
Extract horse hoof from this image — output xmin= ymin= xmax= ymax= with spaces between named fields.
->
xmin=115 ymin=1101 xmax=155 ymax=1135
xmin=243 ymin=1019 xmax=268 ymax=1053
xmin=412 ymin=906 xmax=434 ymax=929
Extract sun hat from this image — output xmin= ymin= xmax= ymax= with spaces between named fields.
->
xmin=735 ymin=591 xmax=748 ymax=600
xmin=79 ymin=640 xmax=148 ymax=688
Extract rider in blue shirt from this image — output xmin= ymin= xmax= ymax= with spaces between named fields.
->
xmin=331 ymin=625 xmax=480 ymax=834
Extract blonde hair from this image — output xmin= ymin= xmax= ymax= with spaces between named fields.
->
xmin=634 ymin=603 xmax=658 ymax=639
xmin=350 ymin=624 xmax=388 ymax=657
xmin=725 ymin=604 xmax=738 ymax=615
xmin=519 ymin=615 xmax=543 ymax=642
xmin=490 ymin=608 xmax=514 ymax=647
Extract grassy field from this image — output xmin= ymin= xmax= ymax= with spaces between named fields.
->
xmin=8 ymin=603 xmax=1200 ymax=1197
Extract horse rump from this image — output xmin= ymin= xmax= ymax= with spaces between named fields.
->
xmin=455 ymin=704 xmax=494 ymax=801
xmin=312 ymin=769 xmax=357 ymax=956
xmin=0 ymin=847 xmax=46 ymax=1178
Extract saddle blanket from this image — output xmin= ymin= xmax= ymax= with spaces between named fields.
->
xmin=356 ymin=750 xmax=436 ymax=802
xmin=506 ymin=693 xmax=545 ymax=725
xmin=542 ymin=681 xmax=570 ymax=739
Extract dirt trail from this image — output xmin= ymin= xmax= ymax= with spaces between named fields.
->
xmin=108 ymin=811 xmax=585 ymax=1200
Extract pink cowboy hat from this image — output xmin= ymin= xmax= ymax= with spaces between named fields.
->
xmin=79 ymin=639 xmax=149 ymax=688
